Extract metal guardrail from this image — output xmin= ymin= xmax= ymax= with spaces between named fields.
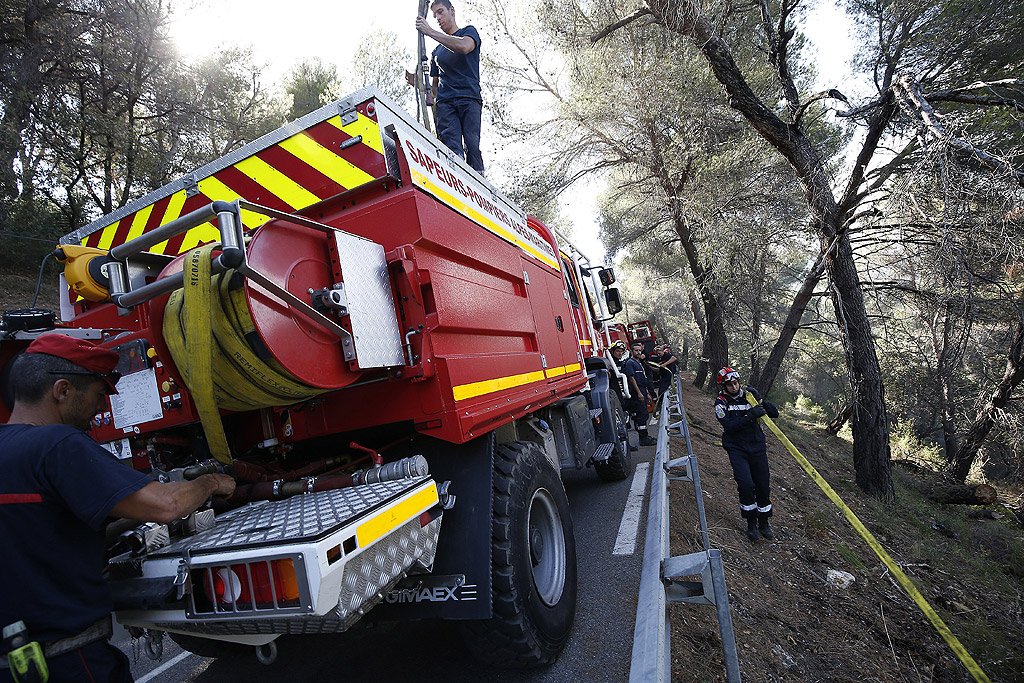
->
xmin=628 ymin=374 xmax=742 ymax=683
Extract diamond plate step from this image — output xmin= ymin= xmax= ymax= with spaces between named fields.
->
xmin=591 ymin=442 xmax=615 ymax=463
xmin=152 ymin=477 xmax=430 ymax=557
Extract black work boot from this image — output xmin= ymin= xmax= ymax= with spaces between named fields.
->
xmin=638 ymin=430 xmax=656 ymax=447
xmin=758 ymin=518 xmax=775 ymax=540
xmin=746 ymin=517 xmax=760 ymax=541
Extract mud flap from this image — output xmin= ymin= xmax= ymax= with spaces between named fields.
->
xmin=372 ymin=434 xmax=494 ymax=621
xmin=587 ymin=367 xmax=619 ymax=445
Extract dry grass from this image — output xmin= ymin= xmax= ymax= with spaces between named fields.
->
xmin=666 ymin=378 xmax=1023 ymax=682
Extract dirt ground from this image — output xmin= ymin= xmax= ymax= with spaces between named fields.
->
xmin=666 ymin=377 xmax=1024 ymax=683
xmin=0 ymin=265 xmax=61 ymax=312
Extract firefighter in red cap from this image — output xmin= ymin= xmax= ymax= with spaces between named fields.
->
xmin=0 ymin=334 xmax=234 ymax=682
xmin=714 ymin=367 xmax=779 ymax=541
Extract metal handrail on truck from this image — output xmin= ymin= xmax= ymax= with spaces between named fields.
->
xmin=629 ymin=373 xmax=742 ymax=683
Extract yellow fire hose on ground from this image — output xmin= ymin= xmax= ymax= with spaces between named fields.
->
xmin=746 ymin=392 xmax=991 ymax=683
xmin=162 ymin=244 xmax=323 ymax=463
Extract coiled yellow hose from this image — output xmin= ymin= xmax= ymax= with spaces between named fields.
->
xmin=162 ymin=244 xmax=322 ymax=462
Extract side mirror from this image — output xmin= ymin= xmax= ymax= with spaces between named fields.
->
xmin=604 ymin=288 xmax=623 ymax=315
xmin=598 ymin=267 xmax=615 ymax=287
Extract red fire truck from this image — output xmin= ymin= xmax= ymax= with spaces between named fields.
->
xmin=0 ymin=88 xmax=636 ymax=668
xmin=627 ymin=320 xmax=659 ymax=355
xmin=604 ymin=319 xmax=657 ymax=354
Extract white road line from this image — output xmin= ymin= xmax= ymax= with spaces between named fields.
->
xmin=135 ymin=651 xmax=191 ymax=683
xmin=613 ymin=462 xmax=650 ymax=556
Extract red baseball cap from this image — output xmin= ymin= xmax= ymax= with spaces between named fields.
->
xmin=26 ymin=334 xmax=121 ymax=394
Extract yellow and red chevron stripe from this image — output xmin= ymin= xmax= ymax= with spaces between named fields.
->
xmin=82 ymin=112 xmax=386 ymax=256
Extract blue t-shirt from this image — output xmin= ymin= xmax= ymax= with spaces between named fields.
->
xmin=430 ymin=25 xmax=482 ymax=102
xmin=622 ymin=357 xmax=649 ymax=396
xmin=0 ymin=424 xmax=151 ymax=641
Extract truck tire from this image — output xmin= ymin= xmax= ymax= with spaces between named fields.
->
xmin=461 ymin=440 xmax=577 ymax=668
xmin=594 ymin=393 xmax=633 ymax=482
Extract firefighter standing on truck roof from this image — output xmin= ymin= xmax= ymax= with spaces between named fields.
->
xmin=610 ymin=341 xmax=655 ymax=447
xmin=714 ymin=367 xmax=779 ymax=541
xmin=0 ymin=335 xmax=235 ymax=682
xmin=414 ymin=0 xmax=485 ymax=173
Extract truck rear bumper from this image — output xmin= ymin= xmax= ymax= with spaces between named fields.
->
xmin=114 ymin=477 xmax=442 ymax=639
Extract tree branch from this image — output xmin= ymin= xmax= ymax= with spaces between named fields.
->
xmin=792 ymin=89 xmax=849 ymax=126
xmin=590 ymin=8 xmax=655 ymax=42
xmin=894 ymin=74 xmax=1024 ymax=187
xmin=928 ymin=78 xmax=1024 ymax=99
xmin=757 ymin=0 xmax=800 ymax=115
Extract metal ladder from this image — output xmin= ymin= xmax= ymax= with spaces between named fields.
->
xmin=629 ymin=373 xmax=742 ymax=683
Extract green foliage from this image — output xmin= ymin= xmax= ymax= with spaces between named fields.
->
xmin=835 ymin=542 xmax=867 ymax=571
xmin=346 ymin=29 xmax=413 ymax=108
xmin=183 ymin=49 xmax=287 ymax=164
xmin=777 ymin=329 xmax=848 ymax=407
xmin=283 ymin=58 xmax=342 ymax=121
xmin=788 ymin=394 xmax=828 ymax=423
xmin=0 ymin=0 xmax=290 ymax=228
xmin=847 ymin=0 xmax=1024 ymax=89
xmin=0 ymin=197 xmax=65 ymax=272
xmin=889 ymin=419 xmax=945 ymax=468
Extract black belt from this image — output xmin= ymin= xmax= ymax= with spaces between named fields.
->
xmin=1 ymin=616 xmax=112 ymax=669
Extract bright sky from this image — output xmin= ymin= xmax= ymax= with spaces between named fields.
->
xmin=169 ymin=0 xmax=414 ymax=82
xmin=168 ymin=0 xmax=856 ymax=266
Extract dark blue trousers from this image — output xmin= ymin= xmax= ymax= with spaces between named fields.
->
xmin=625 ymin=394 xmax=647 ymax=430
xmin=725 ymin=445 xmax=772 ymax=519
xmin=45 ymin=640 xmax=134 ymax=682
xmin=436 ymin=98 xmax=484 ymax=173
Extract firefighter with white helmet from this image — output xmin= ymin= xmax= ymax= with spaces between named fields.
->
xmin=714 ymin=367 xmax=779 ymax=541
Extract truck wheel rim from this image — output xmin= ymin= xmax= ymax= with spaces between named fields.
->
xmin=528 ymin=487 xmax=566 ymax=606
xmin=617 ymin=408 xmax=629 ymax=455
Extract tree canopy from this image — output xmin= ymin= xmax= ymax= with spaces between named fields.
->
xmin=468 ymin=0 xmax=1023 ymax=494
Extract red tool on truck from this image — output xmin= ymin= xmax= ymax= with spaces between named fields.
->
xmin=0 ymin=88 xmax=634 ymax=668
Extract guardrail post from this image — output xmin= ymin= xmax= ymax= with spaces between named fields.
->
xmin=629 ymin=372 xmax=741 ymax=683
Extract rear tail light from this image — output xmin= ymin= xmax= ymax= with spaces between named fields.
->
xmin=197 ymin=558 xmax=301 ymax=612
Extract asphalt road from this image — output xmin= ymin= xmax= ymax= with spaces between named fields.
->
xmin=116 ymin=444 xmax=656 ymax=682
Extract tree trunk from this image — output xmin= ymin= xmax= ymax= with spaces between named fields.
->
xmin=827 ymin=402 xmax=853 ymax=435
xmin=748 ymin=253 xmax=766 ymax=387
xmin=951 ymin=314 xmax=1024 ymax=481
xmin=645 ymin=124 xmax=729 ymax=392
xmin=693 ymin=303 xmax=728 ymax=389
xmin=690 ymin=285 xmax=710 ymax=386
xmin=688 ymin=287 xmax=706 ymax=340
xmin=754 ymin=249 xmax=827 ymax=395
xmin=694 ymin=357 xmax=709 ymax=388
xmin=648 ymin=0 xmax=894 ymax=498
xmin=927 ymin=483 xmax=997 ymax=505
xmin=929 ymin=284 xmax=966 ymax=468
xmin=829 ymin=235 xmax=894 ymax=499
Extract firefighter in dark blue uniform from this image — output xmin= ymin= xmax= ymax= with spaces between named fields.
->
xmin=610 ymin=342 xmax=655 ymax=446
xmin=714 ymin=367 xmax=779 ymax=541
xmin=1 ymin=335 xmax=235 ymax=681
